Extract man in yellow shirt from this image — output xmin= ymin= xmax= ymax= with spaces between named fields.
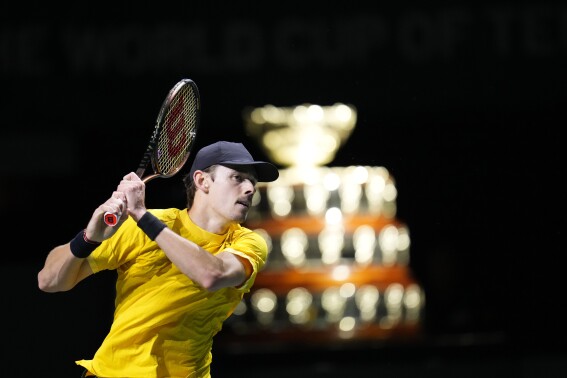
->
xmin=38 ymin=141 xmax=279 ymax=378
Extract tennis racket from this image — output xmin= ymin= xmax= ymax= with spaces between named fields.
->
xmin=104 ymin=78 xmax=200 ymax=226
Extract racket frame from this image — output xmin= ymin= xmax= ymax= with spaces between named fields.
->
xmin=137 ymin=78 xmax=200 ymax=183
xmin=103 ymin=78 xmax=200 ymax=226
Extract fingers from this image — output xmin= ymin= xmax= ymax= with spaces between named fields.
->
xmin=123 ymin=172 xmax=141 ymax=181
xmin=88 ymin=191 xmax=127 ymax=238
xmin=103 ymin=192 xmax=126 ymax=219
xmin=111 ymin=192 xmax=126 ymax=212
xmin=117 ymin=175 xmax=145 ymax=192
xmin=104 ymin=173 xmax=147 ymax=223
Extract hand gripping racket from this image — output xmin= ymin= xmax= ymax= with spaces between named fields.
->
xmin=104 ymin=78 xmax=200 ymax=226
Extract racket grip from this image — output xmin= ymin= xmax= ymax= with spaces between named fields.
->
xmin=104 ymin=212 xmax=120 ymax=227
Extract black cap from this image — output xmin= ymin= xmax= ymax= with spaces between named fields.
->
xmin=188 ymin=141 xmax=279 ymax=183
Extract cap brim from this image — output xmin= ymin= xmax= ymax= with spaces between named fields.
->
xmin=222 ymin=161 xmax=279 ymax=182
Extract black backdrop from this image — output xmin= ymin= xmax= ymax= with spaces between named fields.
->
xmin=3 ymin=1 xmax=566 ymax=376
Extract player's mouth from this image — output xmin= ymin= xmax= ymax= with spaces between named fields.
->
xmin=236 ymin=200 xmax=250 ymax=208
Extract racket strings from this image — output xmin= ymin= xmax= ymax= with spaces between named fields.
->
xmin=155 ymin=85 xmax=199 ymax=176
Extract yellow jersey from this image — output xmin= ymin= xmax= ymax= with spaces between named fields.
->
xmin=76 ymin=208 xmax=267 ymax=378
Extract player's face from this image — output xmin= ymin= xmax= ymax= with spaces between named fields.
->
xmin=208 ymin=165 xmax=258 ymax=223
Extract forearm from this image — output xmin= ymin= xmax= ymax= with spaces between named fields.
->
xmin=37 ymin=244 xmax=91 ymax=292
xmin=154 ymin=227 xmax=246 ymax=291
xmin=38 ymin=172 xmax=139 ymax=293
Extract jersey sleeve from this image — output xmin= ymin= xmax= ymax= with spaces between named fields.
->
xmin=227 ymin=229 xmax=269 ymax=292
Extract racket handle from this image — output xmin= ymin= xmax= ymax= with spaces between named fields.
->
xmin=104 ymin=212 xmax=120 ymax=227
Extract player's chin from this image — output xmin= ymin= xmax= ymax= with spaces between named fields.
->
xmin=233 ymin=206 xmax=250 ymax=222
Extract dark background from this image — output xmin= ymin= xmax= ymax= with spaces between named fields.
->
xmin=2 ymin=1 xmax=566 ymax=376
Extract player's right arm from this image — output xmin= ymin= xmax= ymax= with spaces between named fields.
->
xmin=37 ymin=244 xmax=94 ymax=292
xmin=38 ymin=178 xmax=131 ymax=293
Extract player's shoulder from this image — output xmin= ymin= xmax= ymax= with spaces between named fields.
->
xmin=231 ymin=224 xmax=266 ymax=242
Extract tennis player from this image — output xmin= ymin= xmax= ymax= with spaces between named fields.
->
xmin=38 ymin=141 xmax=279 ymax=378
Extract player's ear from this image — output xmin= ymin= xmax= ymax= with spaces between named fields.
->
xmin=194 ymin=171 xmax=209 ymax=192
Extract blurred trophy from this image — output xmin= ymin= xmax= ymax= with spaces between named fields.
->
xmin=244 ymin=103 xmax=357 ymax=168
xmin=217 ymin=103 xmax=424 ymax=348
